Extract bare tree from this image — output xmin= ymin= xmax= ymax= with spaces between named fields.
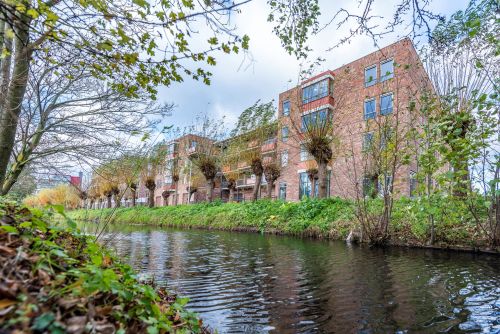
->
xmin=0 ymin=0 xmax=252 ymax=187
xmin=185 ymin=116 xmax=226 ymax=203
xmin=1 ymin=57 xmax=172 ymax=195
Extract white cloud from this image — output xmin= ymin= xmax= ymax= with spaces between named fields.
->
xmin=158 ymin=0 xmax=469 ymax=132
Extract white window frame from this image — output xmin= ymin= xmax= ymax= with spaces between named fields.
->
xmin=281 ymin=150 xmax=289 ymax=167
xmin=282 ymin=100 xmax=291 ymax=116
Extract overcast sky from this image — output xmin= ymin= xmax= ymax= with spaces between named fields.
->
xmin=156 ymin=0 xmax=468 ymax=136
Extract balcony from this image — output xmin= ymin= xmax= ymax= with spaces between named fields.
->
xmin=302 ymin=96 xmax=335 ymax=113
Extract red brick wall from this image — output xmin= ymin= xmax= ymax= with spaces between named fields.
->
xmin=276 ymin=38 xmax=432 ymax=200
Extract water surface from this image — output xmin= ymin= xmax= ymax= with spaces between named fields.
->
xmin=87 ymin=224 xmax=500 ymax=333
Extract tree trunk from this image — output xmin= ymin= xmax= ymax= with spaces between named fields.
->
xmin=0 ymin=17 xmax=32 ymax=188
xmin=317 ymin=162 xmax=328 ymax=198
xmin=206 ymin=179 xmax=214 ymax=202
xmin=107 ymin=195 xmax=112 ymax=208
xmin=253 ymin=173 xmax=262 ymax=201
xmin=174 ymin=182 xmax=178 ymax=205
xmin=131 ymin=189 xmax=137 ymax=207
xmin=267 ymin=181 xmax=274 ymax=199
xmin=229 ymin=187 xmax=235 ymax=202
xmin=147 ymin=187 xmax=155 ymax=208
xmin=114 ymin=194 xmax=121 ymax=208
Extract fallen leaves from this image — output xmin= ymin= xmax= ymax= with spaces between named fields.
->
xmin=0 ymin=200 xmax=212 ymax=334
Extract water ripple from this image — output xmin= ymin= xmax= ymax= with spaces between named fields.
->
xmin=88 ymin=225 xmax=500 ymax=334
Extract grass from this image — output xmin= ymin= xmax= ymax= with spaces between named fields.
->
xmin=70 ymin=196 xmax=492 ymax=250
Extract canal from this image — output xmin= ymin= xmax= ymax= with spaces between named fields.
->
xmin=87 ymin=224 xmax=500 ymax=333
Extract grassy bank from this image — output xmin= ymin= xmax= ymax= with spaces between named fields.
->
xmin=0 ymin=199 xmax=209 ymax=333
xmin=70 ymin=197 xmax=495 ymax=251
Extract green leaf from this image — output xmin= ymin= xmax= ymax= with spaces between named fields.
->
xmin=133 ymin=0 xmax=149 ymax=8
xmin=32 ymin=313 xmax=55 ymax=331
xmin=0 ymin=225 xmax=18 ymax=234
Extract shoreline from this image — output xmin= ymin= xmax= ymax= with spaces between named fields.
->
xmin=71 ymin=203 xmax=499 ymax=255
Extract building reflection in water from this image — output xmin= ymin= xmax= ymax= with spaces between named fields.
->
xmin=94 ymin=224 xmax=500 ymax=334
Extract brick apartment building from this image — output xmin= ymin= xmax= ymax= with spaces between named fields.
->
xmin=275 ymin=38 xmax=429 ymax=201
xmin=126 ymin=38 xmax=430 ymax=206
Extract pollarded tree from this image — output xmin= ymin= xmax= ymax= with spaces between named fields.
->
xmin=185 ymin=116 xmax=226 ymax=203
xmin=228 ymin=100 xmax=277 ymax=201
xmin=141 ymin=145 xmax=168 ymax=208
xmin=287 ymin=85 xmax=337 ymax=199
xmin=263 ymin=159 xmax=281 ymax=199
xmin=422 ymin=2 xmax=499 ymax=198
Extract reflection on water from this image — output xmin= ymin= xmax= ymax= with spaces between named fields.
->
xmin=85 ymin=224 xmax=500 ymax=333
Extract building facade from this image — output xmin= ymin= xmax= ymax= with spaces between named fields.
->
xmin=274 ymin=38 xmax=429 ymax=201
xmin=117 ymin=38 xmax=430 ymax=207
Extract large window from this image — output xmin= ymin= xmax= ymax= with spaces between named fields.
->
xmin=281 ymin=126 xmax=289 ymax=142
xmin=380 ymin=59 xmax=394 ymax=82
xmin=364 ymin=98 xmax=376 ymax=120
xmin=281 ymin=150 xmax=288 ymax=167
xmin=302 ymin=79 xmax=330 ymax=104
xmin=300 ymin=144 xmax=311 ymax=161
xmin=301 ymin=108 xmax=330 ymax=131
xmin=380 ymin=93 xmax=393 ymax=115
xmin=279 ymin=182 xmax=287 ymax=200
xmin=299 ymin=172 xmax=312 ymax=199
xmin=365 ymin=65 xmax=377 ymax=87
xmin=282 ymin=100 xmax=290 ymax=116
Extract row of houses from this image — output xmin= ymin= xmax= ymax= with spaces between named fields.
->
xmin=94 ymin=38 xmax=431 ymax=208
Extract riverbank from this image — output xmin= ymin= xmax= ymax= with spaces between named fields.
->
xmin=70 ymin=197 xmax=499 ymax=253
xmin=0 ymin=199 xmax=210 ymax=333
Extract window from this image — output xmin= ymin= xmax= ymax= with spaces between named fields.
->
xmin=301 ymin=108 xmax=330 ymax=131
xmin=302 ymin=79 xmax=330 ymax=104
xmin=365 ymin=65 xmax=377 ymax=87
xmin=281 ymin=126 xmax=289 ymax=142
xmin=282 ymin=100 xmax=291 ymax=116
xmin=409 ymin=171 xmax=417 ymax=198
xmin=380 ymin=59 xmax=394 ymax=82
xmin=299 ymin=172 xmax=312 ymax=199
xmin=190 ymin=140 xmax=197 ymax=148
xmin=281 ymin=150 xmax=288 ymax=167
xmin=362 ymin=132 xmax=374 ymax=151
xmin=167 ymin=143 xmax=176 ymax=155
xmin=300 ymin=144 xmax=311 ymax=161
xmin=279 ymin=182 xmax=287 ymax=200
xmin=380 ymin=93 xmax=393 ymax=115
xmin=364 ymin=98 xmax=376 ymax=120
xmin=377 ymin=174 xmax=393 ymax=196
